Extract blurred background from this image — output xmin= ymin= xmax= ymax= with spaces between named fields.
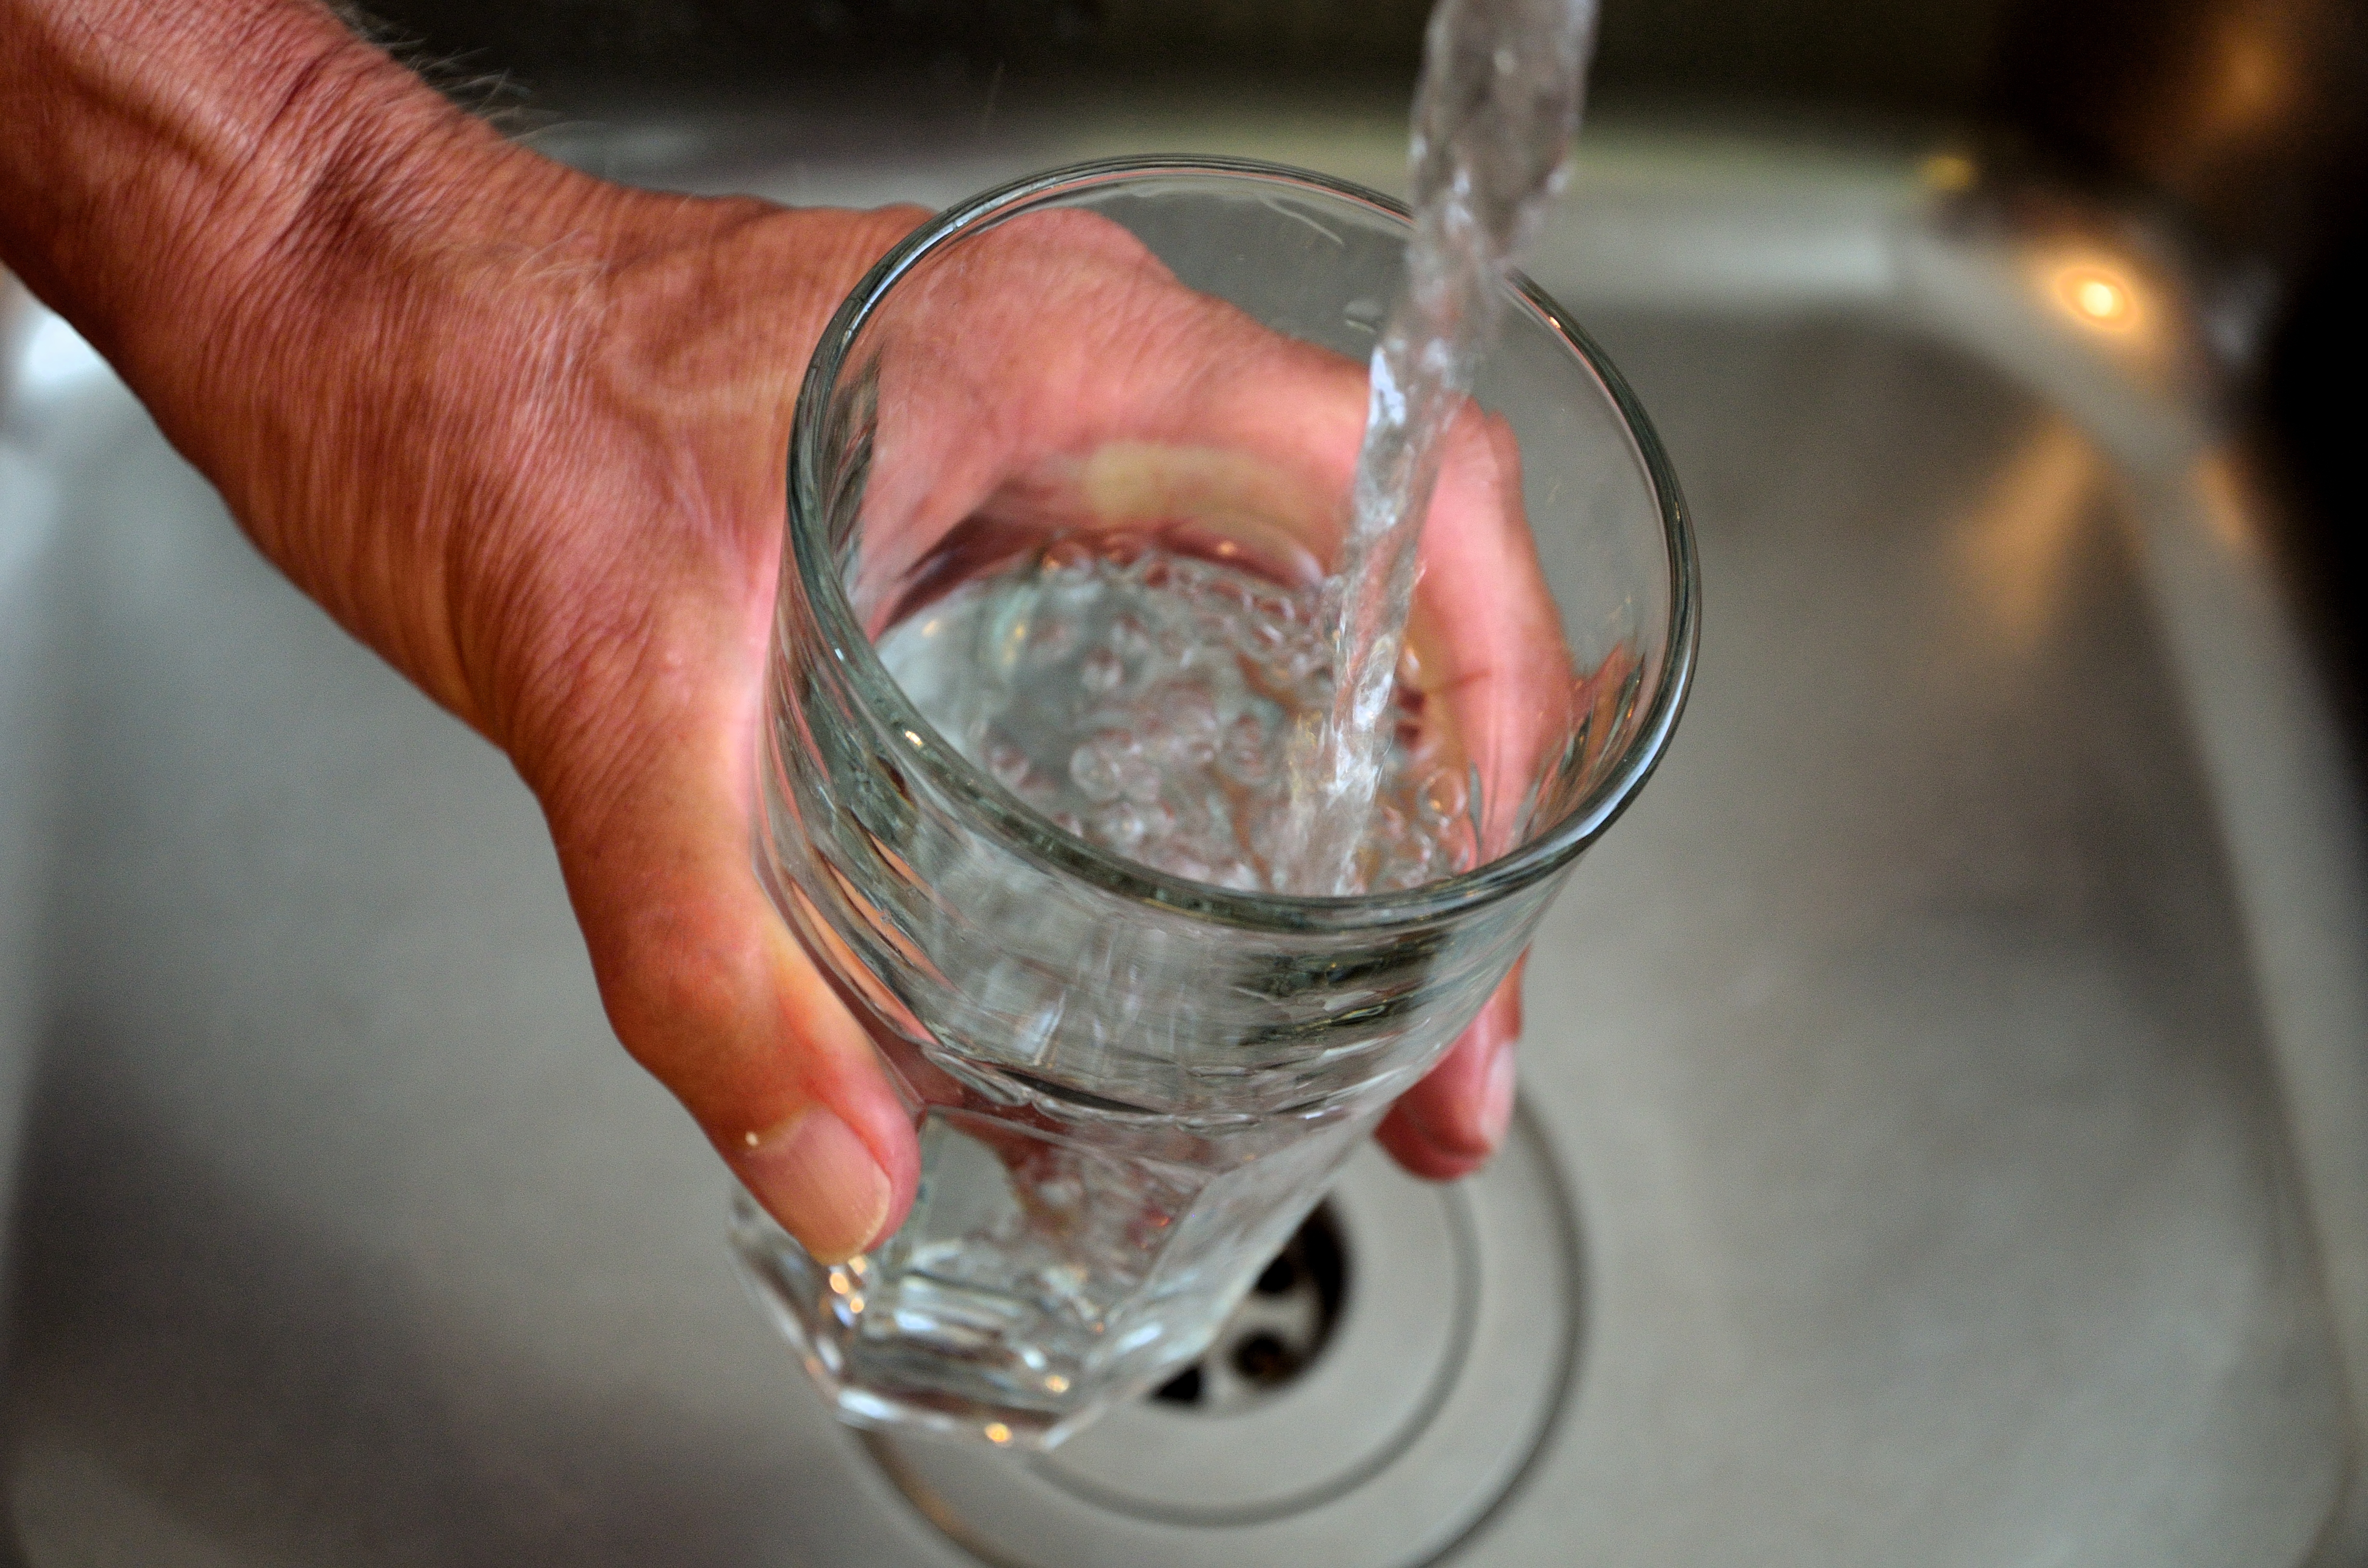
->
xmin=337 ymin=0 xmax=2367 ymax=721
xmin=5 ymin=2 xmax=2366 ymax=1560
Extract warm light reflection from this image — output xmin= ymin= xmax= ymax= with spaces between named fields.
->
xmin=2206 ymin=22 xmax=2290 ymax=135
xmin=1956 ymin=422 xmax=2097 ymax=652
xmin=1920 ymin=151 xmax=1978 ymax=194
xmin=2193 ymin=452 xmax=2265 ymax=558
xmin=2059 ymin=267 xmax=2136 ymax=328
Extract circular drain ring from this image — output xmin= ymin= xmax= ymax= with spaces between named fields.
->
xmin=1034 ymin=1187 xmax=1483 ymax=1527
xmin=861 ymin=1099 xmax=1585 ymax=1568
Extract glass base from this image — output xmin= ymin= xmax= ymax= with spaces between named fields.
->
xmin=729 ymin=1188 xmax=1154 ymax=1450
xmin=727 ymin=1104 xmax=1373 ymax=1450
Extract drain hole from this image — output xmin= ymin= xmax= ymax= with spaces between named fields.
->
xmin=1232 ymin=1332 xmax=1300 ymax=1384
xmin=1149 ymin=1201 xmax=1348 ymax=1411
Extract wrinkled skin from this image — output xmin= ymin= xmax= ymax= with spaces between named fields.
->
xmin=0 ymin=0 xmax=1563 ymax=1265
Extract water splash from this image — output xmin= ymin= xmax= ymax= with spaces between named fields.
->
xmin=878 ymin=537 xmax=1478 ymax=894
xmin=1276 ymin=0 xmax=1599 ymax=895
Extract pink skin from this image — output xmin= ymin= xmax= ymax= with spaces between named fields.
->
xmin=0 ymin=0 xmax=1570 ymax=1261
xmin=842 ymin=210 xmax=1574 ymax=1185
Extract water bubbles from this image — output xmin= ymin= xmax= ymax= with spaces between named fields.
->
xmin=1070 ymin=736 xmax=1125 ymax=802
xmin=1080 ymin=647 xmax=1125 ymax=695
xmin=1091 ymin=800 xmax=1150 ymax=853
xmin=1206 ymin=575 xmax=1255 ymax=614
xmin=1098 ymin=532 xmax=1151 ymax=570
xmin=1218 ymin=713 xmax=1273 ymax=785
xmin=877 ymin=537 xmax=1470 ymax=895
xmin=1115 ymin=750 xmax=1163 ymax=806
xmin=1110 ymin=613 xmax=1153 ymax=664
xmin=1040 ymin=537 xmax=1096 ymax=575
xmin=1166 ymin=789 xmax=1221 ymax=844
xmin=1145 ymin=685 xmax=1220 ymax=769
xmin=984 ymin=739 xmax=1033 ymax=790
xmin=1169 ymin=686 xmax=1220 ymax=738
xmin=1027 ymin=611 xmax=1081 ymax=664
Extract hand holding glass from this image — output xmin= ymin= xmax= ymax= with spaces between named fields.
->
xmin=733 ymin=160 xmax=1696 ymax=1448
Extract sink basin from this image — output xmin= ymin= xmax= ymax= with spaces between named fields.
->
xmin=2 ymin=99 xmax=2363 ymax=1565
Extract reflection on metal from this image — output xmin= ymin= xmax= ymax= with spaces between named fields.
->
xmin=2203 ymin=14 xmax=2297 ymax=140
xmin=1954 ymin=420 xmax=2098 ymax=651
xmin=861 ymin=1117 xmax=1581 ymax=1567
xmin=0 ymin=111 xmax=2361 ymax=1565
xmin=2193 ymin=451 xmax=2270 ymax=558
xmin=1918 ymin=150 xmax=1978 ymax=193
xmin=2059 ymin=265 xmax=2136 ymax=328
xmin=12 ymin=310 xmax=108 ymax=397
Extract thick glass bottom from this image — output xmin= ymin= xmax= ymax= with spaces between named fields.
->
xmin=728 ymin=1103 xmax=1374 ymax=1449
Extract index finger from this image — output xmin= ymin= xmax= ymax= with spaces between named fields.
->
xmin=848 ymin=207 xmax=1577 ymax=876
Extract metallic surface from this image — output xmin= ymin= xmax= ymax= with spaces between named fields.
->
xmin=864 ymin=1112 xmax=1579 ymax=1567
xmin=2 ymin=106 xmax=2363 ymax=1563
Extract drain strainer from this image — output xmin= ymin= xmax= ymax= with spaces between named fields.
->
xmin=1147 ymin=1198 xmax=1349 ymax=1413
xmin=861 ymin=1101 xmax=1582 ymax=1568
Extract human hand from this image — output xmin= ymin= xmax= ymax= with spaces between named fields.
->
xmin=171 ymin=166 xmax=1557 ymax=1253
xmin=0 ymin=2 xmax=1559 ymax=1263
xmin=769 ymin=207 xmax=1570 ymax=1183
xmin=240 ymin=181 xmax=1557 ymax=1251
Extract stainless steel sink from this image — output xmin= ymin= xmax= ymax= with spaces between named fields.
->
xmin=2 ymin=99 xmax=2363 ymax=1565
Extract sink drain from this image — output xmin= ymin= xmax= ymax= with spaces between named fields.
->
xmin=860 ymin=1101 xmax=1583 ymax=1568
xmin=1150 ymin=1201 xmax=1349 ymax=1413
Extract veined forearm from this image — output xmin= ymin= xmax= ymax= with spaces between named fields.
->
xmin=2 ymin=2 xmax=468 ymax=384
xmin=0 ymin=0 xmax=622 ymax=732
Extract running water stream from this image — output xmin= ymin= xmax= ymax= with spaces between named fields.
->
xmin=875 ymin=0 xmax=1602 ymax=902
xmin=773 ymin=0 xmax=1611 ymax=1434
xmin=1274 ymin=0 xmax=1600 ymax=894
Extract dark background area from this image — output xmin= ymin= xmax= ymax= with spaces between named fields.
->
xmin=349 ymin=0 xmax=2367 ymax=721
xmin=348 ymin=0 xmax=2016 ymax=107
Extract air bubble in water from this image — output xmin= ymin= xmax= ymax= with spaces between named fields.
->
xmin=985 ymin=739 xmax=1033 ymax=790
xmin=1070 ymin=742 xmax=1123 ymax=802
xmin=876 ymin=540 xmax=1466 ymax=894
xmin=1080 ymin=647 xmax=1125 ymax=695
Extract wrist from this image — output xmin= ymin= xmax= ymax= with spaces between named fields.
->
xmin=0 ymin=0 xmax=637 ymax=734
xmin=0 ymin=0 xmax=606 ymax=455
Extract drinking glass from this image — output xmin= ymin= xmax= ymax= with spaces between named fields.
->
xmin=733 ymin=158 xmax=1697 ymax=1448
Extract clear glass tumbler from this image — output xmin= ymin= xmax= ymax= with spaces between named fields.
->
xmin=734 ymin=158 xmax=1697 ymax=1448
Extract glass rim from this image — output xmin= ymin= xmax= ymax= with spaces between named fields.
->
xmin=787 ymin=155 xmax=1700 ymax=933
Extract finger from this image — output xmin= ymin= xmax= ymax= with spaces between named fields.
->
xmin=820 ymin=213 xmax=1565 ymax=1186
xmin=532 ymin=608 xmax=919 ymax=1264
xmin=854 ymin=215 xmax=1573 ymax=851
xmin=1406 ymin=412 xmax=1576 ymax=860
xmin=501 ymin=202 xmax=936 ymax=1263
xmin=1376 ymin=959 xmax=1523 ymax=1179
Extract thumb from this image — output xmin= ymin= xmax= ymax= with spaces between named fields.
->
xmin=1376 ymin=958 xmax=1524 ymax=1180
xmin=534 ymin=640 xmax=919 ymax=1264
